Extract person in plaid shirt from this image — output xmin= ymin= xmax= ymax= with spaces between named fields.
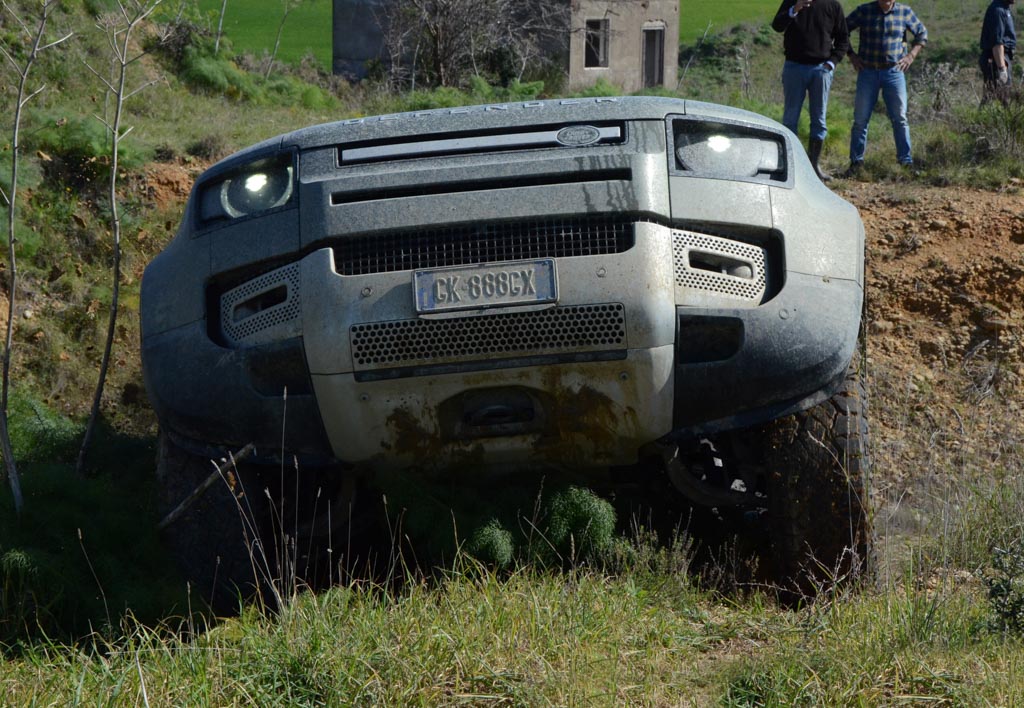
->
xmin=845 ymin=0 xmax=928 ymax=171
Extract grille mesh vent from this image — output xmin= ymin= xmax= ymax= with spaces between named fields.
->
xmin=220 ymin=263 xmax=301 ymax=346
xmin=351 ymin=303 xmax=626 ymax=371
xmin=671 ymin=231 xmax=766 ymax=306
xmin=334 ymin=218 xmax=634 ymax=276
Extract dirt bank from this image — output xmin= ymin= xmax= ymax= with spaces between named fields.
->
xmin=835 ymin=181 xmax=1023 ymax=549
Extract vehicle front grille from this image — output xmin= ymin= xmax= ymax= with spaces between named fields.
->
xmin=333 ymin=217 xmax=634 ymax=276
xmin=350 ymin=303 xmax=626 ymax=372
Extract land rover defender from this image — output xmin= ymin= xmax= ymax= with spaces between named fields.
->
xmin=143 ymin=96 xmax=868 ymax=606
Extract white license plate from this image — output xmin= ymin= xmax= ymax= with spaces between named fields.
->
xmin=414 ymin=259 xmax=557 ymax=314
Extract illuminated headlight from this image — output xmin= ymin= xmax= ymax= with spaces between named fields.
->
xmin=673 ymin=123 xmax=784 ymax=180
xmin=198 ymin=154 xmax=295 ymax=223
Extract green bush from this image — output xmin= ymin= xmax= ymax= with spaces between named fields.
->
xmin=83 ymin=0 xmax=116 ymax=18
xmin=25 ymin=113 xmax=147 ymax=190
xmin=956 ymin=98 xmax=1024 ymax=164
xmin=0 ymin=451 xmax=183 ymax=648
xmin=467 ymin=75 xmax=545 ymax=102
xmin=366 ymin=78 xmax=546 ymax=122
xmin=985 ymin=537 xmax=1024 ymax=635
xmin=181 ymin=48 xmax=254 ymax=97
xmin=12 ymin=222 xmax=40 ymax=262
xmin=0 ymin=547 xmax=47 ymax=647
xmin=371 ymin=473 xmax=621 ymax=571
xmin=7 ymin=390 xmax=80 ymax=464
xmin=541 ymin=486 xmax=617 ymax=565
xmin=397 ymin=86 xmax=475 ymax=111
xmin=571 ymin=78 xmax=622 ymax=98
xmin=180 ymin=46 xmax=337 ymax=109
xmin=465 ymin=519 xmax=515 ymax=569
xmin=178 ymin=45 xmax=337 ymax=108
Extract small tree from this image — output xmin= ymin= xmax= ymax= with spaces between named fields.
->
xmin=0 ymin=0 xmax=73 ymax=513
xmin=376 ymin=0 xmax=568 ymax=89
xmin=265 ymin=0 xmax=312 ymax=78
xmin=76 ymin=0 xmax=164 ymax=476
xmin=214 ymin=0 xmax=228 ymax=54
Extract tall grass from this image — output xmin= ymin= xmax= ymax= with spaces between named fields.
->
xmin=3 ymin=541 xmax=1024 ymax=704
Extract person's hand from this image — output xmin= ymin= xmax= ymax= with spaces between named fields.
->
xmin=793 ymin=0 xmax=814 ymax=12
xmin=849 ymin=53 xmax=864 ymax=72
xmin=997 ymin=66 xmax=1010 ymax=85
xmin=896 ymin=53 xmax=916 ymax=71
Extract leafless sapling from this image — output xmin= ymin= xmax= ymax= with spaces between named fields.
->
xmin=375 ymin=0 xmax=568 ymax=89
xmin=266 ymin=0 xmax=310 ymax=79
xmin=0 ymin=0 xmax=72 ymax=512
xmin=76 ymin=0 xmax=164 ymax=476
xmin=214 ymin=0 xmax=228 ymax=54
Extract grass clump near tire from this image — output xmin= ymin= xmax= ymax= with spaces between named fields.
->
xmin=465 ymin=520 xmax=515 ymax=569
xmin=540 ymin=486 xmax=617 ymax=566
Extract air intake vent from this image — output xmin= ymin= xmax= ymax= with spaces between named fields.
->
xmin=672 ymin=231 xmax=767 ymax=307
xmin=350 ymin=303 xmax=626 ymax=371
xmin=334 ymin=217 xmax=635 ymax=276
xmin=220 ymin=263 xmax=301 ymax=346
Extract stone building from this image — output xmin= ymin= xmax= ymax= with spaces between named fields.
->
xmin=332 ymin=0 xmax=679 ymax=92
xmin=568 ymin=0 xmax=679 ymax=93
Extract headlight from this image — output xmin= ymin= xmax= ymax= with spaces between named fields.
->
xmin=672 ymin=122 xmax=784 ymax=181
xmin=198 ymin=154 xmax=295 ymax=224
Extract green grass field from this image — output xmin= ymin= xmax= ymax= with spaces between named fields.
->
xmin=195 ymin=0 xmax=335 ymax=68
xmin=680 ymin=0 xmax=777 ymax=43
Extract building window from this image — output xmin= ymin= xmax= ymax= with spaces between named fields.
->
xmin=585 ymin=19 xmax=609 ymax=68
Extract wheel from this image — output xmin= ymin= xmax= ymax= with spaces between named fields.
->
xmin=155 ymin=434 xmax=272 ymax=614
xmin=764 ymin=360 xmax=871 ymax=601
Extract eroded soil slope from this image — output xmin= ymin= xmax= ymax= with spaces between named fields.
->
xmin=836 ymin=181 xmax=1023 ymax=528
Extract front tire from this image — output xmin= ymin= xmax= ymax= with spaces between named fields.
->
xmin=764 ymin=361 xmax=871 ymax=600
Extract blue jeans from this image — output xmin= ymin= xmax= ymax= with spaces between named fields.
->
xmin=849 ymin=66 xmax=912 ymax=165
xmin=781 ymin=60 xmax=834 ymax=141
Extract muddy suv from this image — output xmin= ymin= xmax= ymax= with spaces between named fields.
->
xmin=143 ymin=96 xmax=868 ymax=607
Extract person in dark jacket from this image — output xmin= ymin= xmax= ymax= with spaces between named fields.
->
xmin=773 ymin=0 xmax=850 ymax=181
xmin=980 ymin=0 xmax=1016 ymax=102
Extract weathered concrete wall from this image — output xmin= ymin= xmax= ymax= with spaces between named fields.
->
xmin=568 ymin=0 xmax=679 ymax=93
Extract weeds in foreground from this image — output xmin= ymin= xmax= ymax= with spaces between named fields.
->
xmin=5 ymin=543 xmax=1024 ymax=705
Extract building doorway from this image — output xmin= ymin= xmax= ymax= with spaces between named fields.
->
xmin=642 ymin=25 xmax=665 ymax=87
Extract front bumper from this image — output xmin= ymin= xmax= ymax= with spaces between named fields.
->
xmin=142 ymin=222 xmax=861 ymax=467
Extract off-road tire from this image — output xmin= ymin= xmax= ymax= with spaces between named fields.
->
xmin=155 ymin=434 xmax=271 ymax=614
xmin=764 ymin=361 xmax=871 ymax=601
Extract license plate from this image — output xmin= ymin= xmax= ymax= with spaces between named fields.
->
xmin=414 ymin=259 xmax=557 ymax=314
